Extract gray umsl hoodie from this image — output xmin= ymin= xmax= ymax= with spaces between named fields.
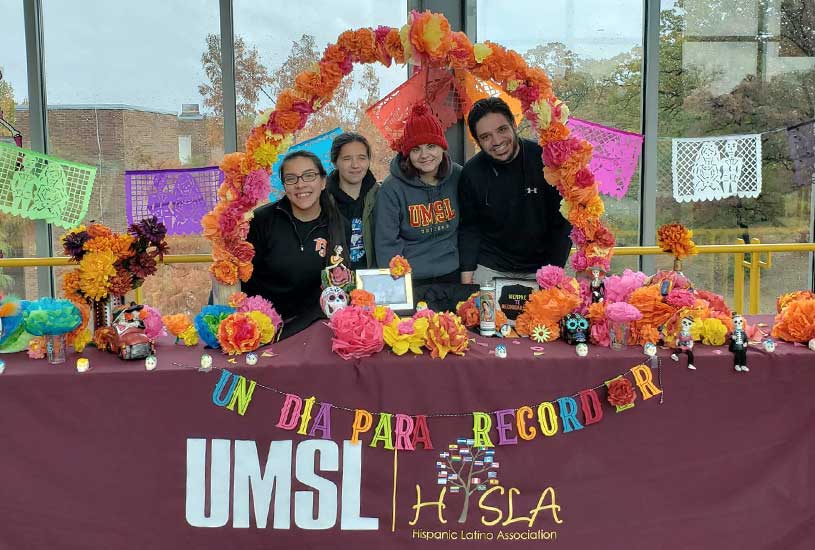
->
xmin=374 ymin=154 xmax=462 ymax=280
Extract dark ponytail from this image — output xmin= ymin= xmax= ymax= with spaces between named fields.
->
xmin=279 ymin=150 xmax=348 ymax=268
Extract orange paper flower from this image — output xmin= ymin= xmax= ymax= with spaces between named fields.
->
xmin=218 ymin=312 xmax=262 ymax=355
xmin=350 ymin=289 xmax=376 ymax=308
xmin=389 ymin=255 xmax=412 ymax=278
xmin=163 ymin=313 xmax=193 ymax=337
xmin=425 ymin=312 xmax=469 ymax=359
xmin=657 ymin=223 xmax=698 ymax=260
xmin=772 ymin=298 xmax=815 ymax=343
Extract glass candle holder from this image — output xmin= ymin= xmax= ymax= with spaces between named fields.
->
xmin=46 ymin=333 xmax=67 ymax=364
xmin=608 ymin=321 xmax=630 ymax=351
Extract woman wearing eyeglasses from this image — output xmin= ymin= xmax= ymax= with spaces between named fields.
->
xmin=244 ymin=151 xmax=349 ymax=338
xmin=374 ymin=103 xmax=462 ymax=294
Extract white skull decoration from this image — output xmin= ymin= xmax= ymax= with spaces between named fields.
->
xmin=320 ymin=286 xmax=348 ymax=319
xmin=576 ymin=343 xmax=589 ymax=357
xmin=809 ymin=339 xmax=815 ymax=352
xmin=145 ymin=355 xmax=157 ymax=371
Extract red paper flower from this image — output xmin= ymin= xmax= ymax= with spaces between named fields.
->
xmin=329 ymin=306 xmax=384 ymax=360
xmin=217 ymin=312 xmax=261 ymax=355
xmin=607 ymin=378 xmax=637 ymax=407
xmin=456 ymin=299 xmax=479 ymax=328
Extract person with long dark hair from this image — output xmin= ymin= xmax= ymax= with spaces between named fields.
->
xmin=374 ymin=103 xmax=462 ymax=289
xmin=244 ymin=150 xmax=349 ymax=338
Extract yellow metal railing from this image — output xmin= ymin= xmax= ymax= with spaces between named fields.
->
xmin=1 ymin=242 xmax=813 ymax=314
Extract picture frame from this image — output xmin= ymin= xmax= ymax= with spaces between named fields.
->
xmin=493 ymin=277 xmax=538 ymax=326
xmin=355 ymin=269 xmax=414 ymax=312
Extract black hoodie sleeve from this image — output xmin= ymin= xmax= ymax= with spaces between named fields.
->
xmin=457 ymin=167 xmax=482 ymax=272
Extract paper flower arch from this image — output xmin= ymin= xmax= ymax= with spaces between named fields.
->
xmin=203 ymin=10 xmax=615 ymax=284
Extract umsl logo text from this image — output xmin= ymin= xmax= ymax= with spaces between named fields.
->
xmin=185 ymin=438 xmax=379 ymax=530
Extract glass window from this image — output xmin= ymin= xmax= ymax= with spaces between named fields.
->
xmin=0 ymin=0 xmax=40 ymax=299
xmin=42 ymin=0 xmax=224 ymax=313
xmin=657 ymin=0 xmax=814 ymax=313
xmin=232 ymin=1 xmax=408 ymax=180
xmin=477 ymin=0 xmax=646 ymax=273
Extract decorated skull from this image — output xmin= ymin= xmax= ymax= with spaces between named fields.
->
xmin=575 ymin=343 xmax=589 ymax=357
xmin=762 ymin=338 xmax=776 ymax=353
xmin=320 ymin=286 xmax=348 ymax=319
xmin=560 ymin=313 xmax=589 ymax=345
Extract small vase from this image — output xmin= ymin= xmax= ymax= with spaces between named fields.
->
xmin=211 ymin=275 xmax=241 ymax=306
xmin=608 ymin=320 xmax=629 ymax=351
xmin=46 ymin=334 xmax=67 ymax=364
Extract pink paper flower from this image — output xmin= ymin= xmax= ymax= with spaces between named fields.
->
xmin=574 ymin=168 xmax=595 ymax=188
xmin=141 ymin=305 xmax=166 ymax=340
xmin=329 ymin=306 xmax=384 ymax=360
xmin=542 ymin=137 xmax=582 ymax=167
xmin=605 ymin=302 xmax=643 ymax=323
xmin=239 ymin=295 xmax=283 ymax=332
xmin=536 ymin=265 xmax=565 ymax=290
xmin=413 ymin=308 xmax=436 ymax=320
xmin=590 ymin=321 xmax=610 ymax=347
xmin=571 ymin=250 xmax=589 ymax=272
xmin=243 ymin=169 xmax=272 ymax=204
xmin=397 ymin=319 xmax=416 ymax=335
xmin=666 ymin=288 xmax=695 ymax=309
xmin=604 ymin=269 xmax=648 ymax=303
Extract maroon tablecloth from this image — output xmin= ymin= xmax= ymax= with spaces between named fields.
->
xmin=1 ymin=319 xmax=813 ymax=549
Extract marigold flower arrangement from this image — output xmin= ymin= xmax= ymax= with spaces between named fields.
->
xmin=772 ymin=293 xmax=815 ymax=343
xmin=389 ymin=255 xmax=412 ymax=278
xmin=203 ymin=10 xmax=613 ymax=284
xmin=657 ymin=223 xmax=698 ymax=270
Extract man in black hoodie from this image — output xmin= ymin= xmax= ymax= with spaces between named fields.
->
xmin=326 ymin=132 xmax=380 ymax=270
xmin=458 ymin=98 xmax=572 ymax=284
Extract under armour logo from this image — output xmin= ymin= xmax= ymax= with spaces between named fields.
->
xmin=526 ymin=187 xmax=538 ymax=194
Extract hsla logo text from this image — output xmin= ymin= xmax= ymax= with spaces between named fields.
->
xmin=185 ymin=439 xmax=379 ymax=530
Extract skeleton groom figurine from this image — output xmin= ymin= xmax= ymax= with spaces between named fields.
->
xmin=729 ymin=313 xmax=749 ymax=373
xmin=671 ymin=315 xmax=695 ymax=370
xmin=590 ymin=267 xmax=605 ymax=304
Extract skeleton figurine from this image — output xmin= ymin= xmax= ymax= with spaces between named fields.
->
xmin=729 ymin=313 xmax=749 ymax=373
xmin=590 ymin=267 xmax=605 ymax=304
xmin=319 ymin=286 xmax=348 ymax=319
xmin=671 ymin=315 xmax=695 ymax=370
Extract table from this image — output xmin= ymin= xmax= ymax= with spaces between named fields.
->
xmin=1 ymin=319 xmax=813 ymax=549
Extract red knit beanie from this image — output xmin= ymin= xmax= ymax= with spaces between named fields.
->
xmin=399 ymin=103 xmax=448 ymax=156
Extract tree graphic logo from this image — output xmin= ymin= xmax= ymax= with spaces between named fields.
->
xmin=437 ymin=438 xmax=500 ymax=523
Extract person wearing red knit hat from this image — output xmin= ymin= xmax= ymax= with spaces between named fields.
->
xmin=374 ymin=102 xmax=463 ymax=301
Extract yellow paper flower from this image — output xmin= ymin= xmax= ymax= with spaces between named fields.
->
xmin=506 ymin=79 xmax=520 ymax=92
xmin=72 ymin=329 xmax=91 ymax=353
xmin=383 ymin=317 xmax=428 ymax=355
xmin=373 ymin=305 xmax=397 ymax=325
xmin=398 ymin=23 xmax=414 ymax=63
xmin=701 ymin=318 xmax=727 ymax=346
xmin=78 ymin=250 xmax=117 ymax=301
xmin=473 ymin=42 xmax=493 ymax=63
xmin=252 ymin=141 xmax=281 ymax=168
xmin=532 ymin=100 xmax=552 ymax=129
xmin=247 ymin=311 xmax=276 ymax=345
xmin=558 ymin=103 xmax=570 ymax=124
xmin=180 ymin=325 xmax=199 ymax=347
xmin=559 ymin=199 xmax=572 ymax=220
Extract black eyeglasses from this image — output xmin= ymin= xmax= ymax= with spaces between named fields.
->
xmin=282 ymin=171 xmax=320 ymax=186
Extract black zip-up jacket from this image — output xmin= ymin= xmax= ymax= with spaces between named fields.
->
xmin=244 ymin=197 xmax=334 ymax=338
xmin=458 ymin=138 xmax=572 ymax=273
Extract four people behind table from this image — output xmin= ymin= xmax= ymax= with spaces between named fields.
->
xmin=245 ymin=97 xmax=572 ymax=337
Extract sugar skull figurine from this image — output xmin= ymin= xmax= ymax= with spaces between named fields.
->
xmin=246 ymin=352 xmax=258 ymax=366
xmin=576 ymin=342 xmax=589 ymax=357
xmin=809 ymin=338 xmax=815 ymax=352
xmin=762 ymin=338 xmax=776 ymax=353
xmin=320 ymin=286 xmax=348 ymax=319
xmin=643 ymin=342 xmax=659 ymax=369
xmin=0 ymin=359 xmax=5 ymax=374
xmin=729 ymin=313 xmax=749 ymax=373
xmin=145 ymin=355 xmax=157 ymax=371
xmin=671 ymin=315 xmax=695 ymax=370
xmin=590 ymin=267 xmax=605 ymax=304
xmin=560 ymin=313 xmax=589 ymax=345
xmin=500 ymin=323 xmax=512 ymax=338
xmin=494 ymin=344 xmax=507 ymax=359
xmin=199 ymin=353 xmax=213 ymax=372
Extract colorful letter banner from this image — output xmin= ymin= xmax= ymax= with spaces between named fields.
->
xmin=566 ymin=118 xmax=643 ymax=199
xmin=0 ymin=142 xmax=97 ymax=228
xmin=671 ymin=134 xmax=762 ymax=202
xmin=787 ymin=120 xmax=815 ymax=188
xmin=125 ymin=166 xmax=223 ymax=236
xmin=269 ymin=128 xmax=342 ymax=202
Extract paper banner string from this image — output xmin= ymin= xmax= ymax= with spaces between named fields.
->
xmin=268 ymin=128 xmax=342 ymax=202
xmin=787 ymin=120 xmax=815 ymax=188
xmin=124 ymin=166 xmax=222 ymax=235
xmin=366 ymin=67 xmax=466 ymax=151
xmin=566 ymin=118 xmax=643 ymax=199
xmin=671 ymin=134 xmax=762 ymax=202
xmin=175 ymin=358 xmax=662 ymax=419
xmin=0 ymin=142 xmax=96 ymax=229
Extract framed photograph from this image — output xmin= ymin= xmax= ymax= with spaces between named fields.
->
xmin=494 ymin=277 xmax=538 ymax=326
xmin=355 ymin=269 xmax=414 ymax=312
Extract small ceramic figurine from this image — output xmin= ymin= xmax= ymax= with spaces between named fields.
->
xmin=145 ymin=355 xmax=157 ymax=371
xmin=671 ymin=315 xmax=695 ymax=370
xmin=320 ymin=286 xmax=348 ymax=319
xmin=494 ymin=344 xmax=507 ymax=359
xmin=416 ymin=301 xmax=428 ymax=311
xmin=0 ymin=358 xmax=5 ymax=374
xmin=576 ymin=342 xmax=589 ymax=357
xmin=809 ymin=338 xmax=815 ymax=352
xmin=246 ymin=352 xmax=258 ymax=366
xmin=762 ymin=337 xmax=776 ymax=353
xmin=590 ymin=267 xmax=605 ymax=303
xmin=729 ymin=313 xmax=749 ymax=373
xmin=643 ymin=342 xmax=659 ymax=369
xmin=500 ymin=323 xmax=512 ymax=338
xmin=560 ymin=313 xmax=589 ymax=345
xmin=75 ymin=358 xmax=89 ymax=373
xmin=199 ymin=353 xmax=213 ymax=372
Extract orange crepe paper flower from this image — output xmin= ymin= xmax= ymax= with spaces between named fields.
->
xmin=657 ymin=223 xmax=698 ymax=260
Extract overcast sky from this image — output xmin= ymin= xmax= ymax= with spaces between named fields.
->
xmin=0 ymin=0 xmax=642 ymax=114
